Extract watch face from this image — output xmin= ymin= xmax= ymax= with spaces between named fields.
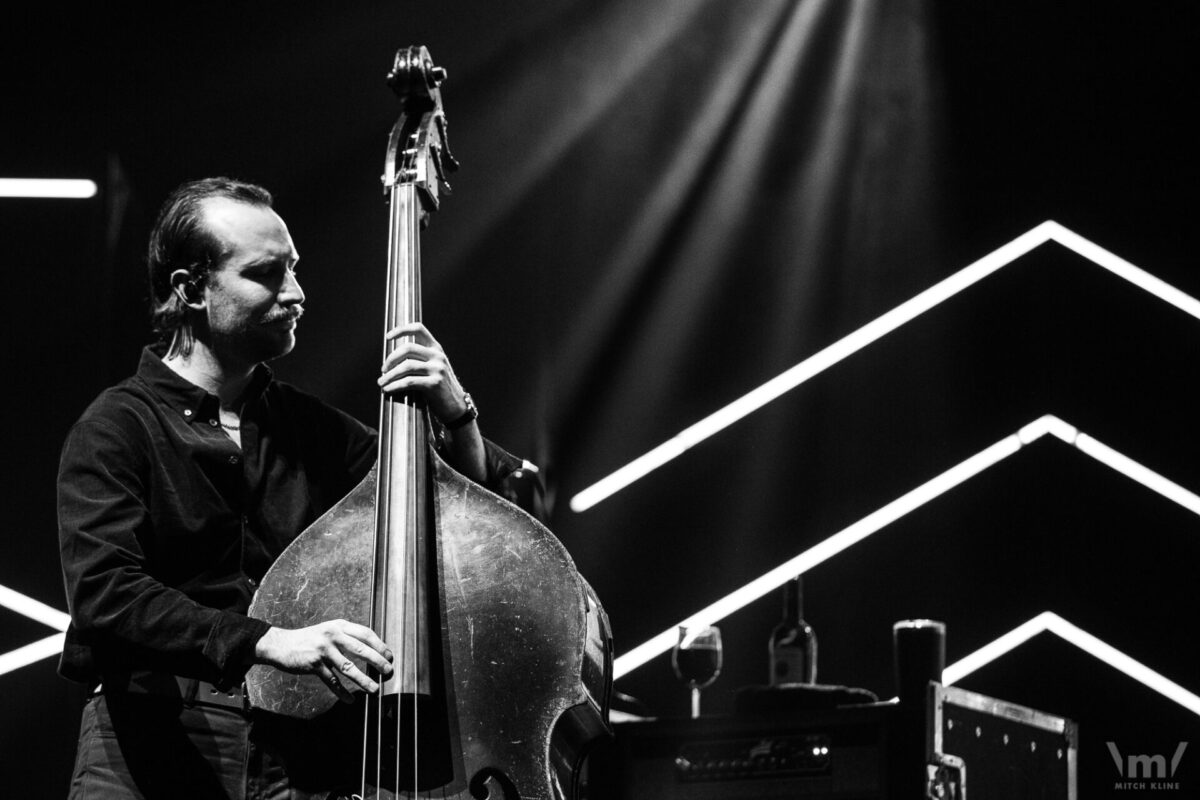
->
xmin=446 ymin=393 xmax=477 ymax=429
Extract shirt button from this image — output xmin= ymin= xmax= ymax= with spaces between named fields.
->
xmin=246 ymin=576 xmax=258 ymax=587
xmin=228 ymin=455 xmax=240 ymax=465
xmin=183 ymin=409 xmax=192 ymax=417
xmin=209 ymin=419 xmax=220 ymax=427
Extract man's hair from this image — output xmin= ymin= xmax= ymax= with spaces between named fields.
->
xmin=147 ymin=177 xmax=274 ymax=345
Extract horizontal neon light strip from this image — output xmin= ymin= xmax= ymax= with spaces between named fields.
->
xmin=0 ymin=633 xmax=66 ymax=678
xmin=0 ymin=585 xmax=70 ymax=631
xmin=944 ymin=611 xmax=1200 ymax=717
xmin=572 ymin=221 xmax=1200 ymax=512
xmin=0 ymin=178 xmax=98 ymax=199
xmin=612 ymin=414 xmax=1200 ymax=678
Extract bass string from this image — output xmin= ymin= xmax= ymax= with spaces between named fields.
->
xmin=371 ymin=396 xmax=392 ymax=799
xmin=403 ymin=180 xmax=421 ymax=799
xmin=410 ymin=409 xmax=420 ymax=796
xmin=408 ymin=186 xmax=420 ymax=800
xmin=375 ymin=190 xmax=399 ymax=800
xmin=365 ymin=185 xmax=406 ymax=799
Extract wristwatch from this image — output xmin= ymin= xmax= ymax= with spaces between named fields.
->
xmin=444 ymin=392 xmax=478 ymax=430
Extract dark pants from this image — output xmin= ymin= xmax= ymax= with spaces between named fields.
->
xmin=67 ymin=693 xmax=288 ymax=800
xmin=68 ymin=693 xmax=366 ymax=799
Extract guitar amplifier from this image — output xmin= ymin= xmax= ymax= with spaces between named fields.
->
xmin=584 ymin=685 xmax=1076 ymax=799
xmin=585 ymin=704 xmax=893 ymax=799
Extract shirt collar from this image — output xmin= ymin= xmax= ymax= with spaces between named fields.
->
xmin=137 ymin=345 xmax=274 ymax=423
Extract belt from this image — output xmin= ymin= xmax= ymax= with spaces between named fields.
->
xmin=99 ymin=670 xmax=249 ymax=712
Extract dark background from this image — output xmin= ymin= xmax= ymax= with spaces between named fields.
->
xmin=3 ymin=1 xmax=1198 ymax=796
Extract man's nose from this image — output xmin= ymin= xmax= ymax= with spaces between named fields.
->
xmin=281 ymin=268 xmax=305 ymax=306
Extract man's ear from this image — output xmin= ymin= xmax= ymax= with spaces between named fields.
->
xmin=170 ymin=269 xmax=205 ymax=309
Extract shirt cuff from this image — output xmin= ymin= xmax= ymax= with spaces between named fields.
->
xmin=203 ymin=611 xmax=273 ymax=687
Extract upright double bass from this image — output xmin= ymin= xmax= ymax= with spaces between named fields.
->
xmin=246 ymin=46 xmax=612 ymax=800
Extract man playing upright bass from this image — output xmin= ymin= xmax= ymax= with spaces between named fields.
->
xmin=57 ymin=176 xmax=535 ymax=798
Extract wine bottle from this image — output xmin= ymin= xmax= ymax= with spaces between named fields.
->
xmin=768 ymin=577 xmax=817 ymax=685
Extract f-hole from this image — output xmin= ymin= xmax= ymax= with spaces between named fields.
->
xmin=470 ymin=767 xmax=520 ymax=800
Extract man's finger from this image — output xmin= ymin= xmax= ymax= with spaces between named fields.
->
xmin=330 ymin=654 xmax=380 ymax=695
xmin=378 ymin=358 xmax=436 ymax=383
xmin=320 ymin=665 xmax=355 ymax=703
xmin=383 ymin=345 xmax=436 ymax=368
xmin=384 ymin=322 xmax=436 ymax=346
xmin=340 ymin=622 xmax=393 ymax=661
xmin=334 ymin=632 xmax=394 ymax=676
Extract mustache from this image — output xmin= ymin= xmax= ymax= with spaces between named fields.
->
xmin=262 ymin=306 xmax=304 ymax=324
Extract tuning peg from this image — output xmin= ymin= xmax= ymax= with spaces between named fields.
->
xmin=434 ymin=115 xmax=460 ymax=174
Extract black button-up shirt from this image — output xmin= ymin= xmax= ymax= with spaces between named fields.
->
xmin=58 ymin=347 xmax=524 ymax=687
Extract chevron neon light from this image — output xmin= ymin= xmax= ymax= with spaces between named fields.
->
xmin=571 ymin=222 xmax=1200 ymax=512
xmin=612 ymin=415 xmax=1200 ymax=679
xmin=944 ymin=612 xmax=1200 ymax=717
xmin=0 ymin=586 xmax=70 ymax=677
xmin=1075 ymin=433 xmax=1200 ymax=516
xmin=0 ymin=178 xmax=98 ymax=198
xmin=0 ymin=585 xmax=70 ymax=630
xmin=0 ymin=634 xmax=66 ymax=677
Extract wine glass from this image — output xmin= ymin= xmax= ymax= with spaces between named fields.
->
xmin=671 ymin=625 xmax=723 ymax=718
